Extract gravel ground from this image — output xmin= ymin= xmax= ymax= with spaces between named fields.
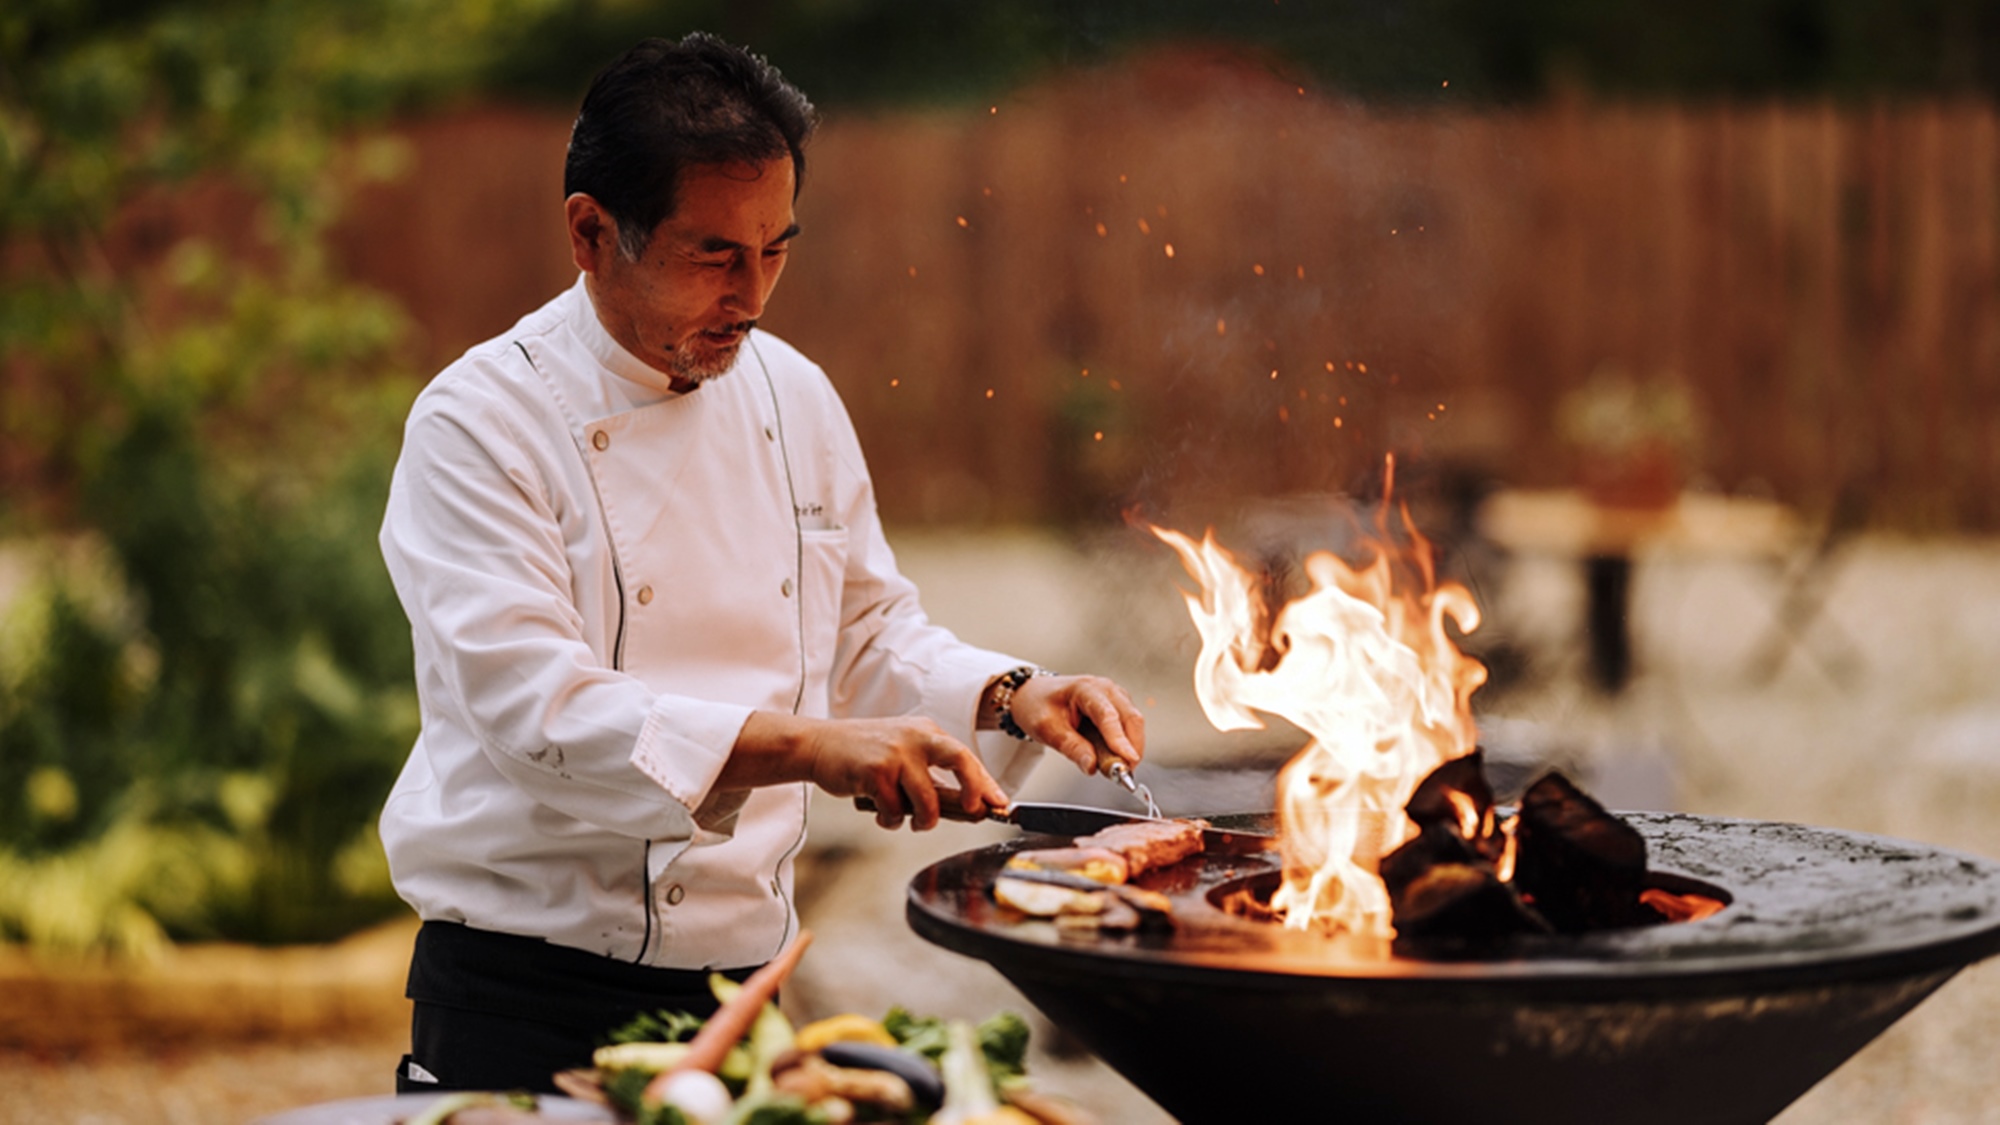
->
xmin=10 ymin=525 xmax=2000 ymax=1123
xmin=0 ymin=1034 xmax=404 ymax=1125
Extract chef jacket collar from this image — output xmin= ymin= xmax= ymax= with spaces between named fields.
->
xmin=566 ymin=273 xmax=742 ymax=404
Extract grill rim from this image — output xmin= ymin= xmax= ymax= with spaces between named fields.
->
xmin=907 ymin=812 xmax=2000 ymax=1002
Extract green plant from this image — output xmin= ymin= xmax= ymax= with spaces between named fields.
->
xmin=0 ymin=0 xmax=554 ymax=951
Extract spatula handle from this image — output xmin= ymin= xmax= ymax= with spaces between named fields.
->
xmin=852 ymin=789 xmax=993 ymax=823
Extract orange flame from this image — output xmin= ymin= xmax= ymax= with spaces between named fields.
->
xmin=1639 ymin=888 xmax=1726 ymax=923
xmin=1495 ymin=815 xmax=1519 ymax=883
xmin=1445 ymin=790 xmax=1483 ymax=839
xmin=1149 ymin=459 xmax=1487 ymax=940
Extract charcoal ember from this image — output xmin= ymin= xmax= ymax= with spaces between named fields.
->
xmin=1402 ymin=749 xmax=1507 ymax=867
xmin=1512 ymin=770 xmax=1653 ymax=933
xmin=1391 ymin=863 xmax=1551 ymax=944
xmin=1403 ymin=749 xmax=1495 ymax=829
xmin=1380 ymin=821 xmax=1485 ymax=901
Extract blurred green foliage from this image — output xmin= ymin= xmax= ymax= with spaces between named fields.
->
xmin=0 ymin=0 xmax=561 ymax=952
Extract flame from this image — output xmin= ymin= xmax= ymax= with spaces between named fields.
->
xmin=1495 ymin=815 xmax=1519 ymax=883
xmin=1639 ymin=888 xmax=1726 ymax=923
xmin=1149 ymin=459 xmax=1487 ymax=940
xmin=1445 ymin=790 xmax=1482 ymax=839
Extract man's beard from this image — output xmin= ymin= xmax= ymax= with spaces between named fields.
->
xmin=670 ymin=322 xmax=756 ymax=384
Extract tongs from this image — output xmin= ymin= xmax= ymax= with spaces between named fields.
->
xmin=1098 ymin=753 xmax=1163 ymax=819
xmin=1075 ymin=715 xmax=1160 ymax=817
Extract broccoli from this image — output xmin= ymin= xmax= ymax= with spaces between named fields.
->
xmin=884 ymin=1006 xmax=1032 ymax=1088
xmin=975 ymin=1012 xmax=1030 ymax=1082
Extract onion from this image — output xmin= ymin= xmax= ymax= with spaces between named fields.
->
xmin=646 ymin=1068 xmax=734 ymax=1125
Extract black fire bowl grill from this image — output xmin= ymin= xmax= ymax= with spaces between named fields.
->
xmin=906 ymin=812 xmax=2000 ymax=1125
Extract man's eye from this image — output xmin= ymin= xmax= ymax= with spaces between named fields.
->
xmin=764 ymin=245 xmax=790 ymax=259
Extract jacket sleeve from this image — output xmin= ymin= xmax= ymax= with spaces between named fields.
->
xmin=382 ymin=388 xmax=748 ymax=844
xmin=814 ymin=388 xmax=1044 ymax=792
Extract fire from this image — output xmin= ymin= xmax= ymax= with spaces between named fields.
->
xmin=1639 ymin=888 xmax=1726 ymax=923
xmin=1444 ymin=789 xmax=1483 ymax=839
xmin=1149 ymin=459 xmax=1487 ymax=940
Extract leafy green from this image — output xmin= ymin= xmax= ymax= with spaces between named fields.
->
xmin=602 ymin=1067 xmax=656 ymax=1118
xmin=975 ymin=1011 xmax=1030 ymax=1083
xmin=883 ymin=1006 xmax=951 ymax=1062
xmin=606 ymin=1008 xmax=708 ymax=1046
xmin=725 ymin=1092 xmax=831 ymax=1125
xmin=637 ymin=1104 xmax=690 ymax=1125
xmin=884 ymin=1006 xmax=1031 ymax=1088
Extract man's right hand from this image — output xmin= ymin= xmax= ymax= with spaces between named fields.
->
xmin=723 ymin=712 xmax=1009 ymax=832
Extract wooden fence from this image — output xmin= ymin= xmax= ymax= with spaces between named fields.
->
xmin=340 ymin=49 xmax=2000 ymax=531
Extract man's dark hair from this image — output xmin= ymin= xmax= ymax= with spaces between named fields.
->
xmin=565 ymin=33 xmax=817 ymax=260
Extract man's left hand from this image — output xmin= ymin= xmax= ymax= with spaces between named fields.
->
xmin=1006 ymin=673 xmax=1147 ymax=777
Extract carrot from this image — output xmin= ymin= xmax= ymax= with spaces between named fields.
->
xmin=665 ymin=929 xmax=815 ymax=1078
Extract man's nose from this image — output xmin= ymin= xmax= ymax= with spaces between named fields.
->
xmin=725 ymin=257 xmax=767 ymax=320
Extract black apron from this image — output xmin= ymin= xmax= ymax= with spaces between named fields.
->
xmin=397 ymin=920 xmax=759 ymax=1093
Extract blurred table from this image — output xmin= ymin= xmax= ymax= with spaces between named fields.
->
xmin=1478 ymin=489 xmax=1803 ymax=693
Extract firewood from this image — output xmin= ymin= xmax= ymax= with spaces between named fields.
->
xmin=1512 ymin=772 xmax=1652 ymax=933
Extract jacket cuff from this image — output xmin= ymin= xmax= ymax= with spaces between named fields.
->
xmin=921 ymin=645 xmax=1025 ymax=746
xmin=630 ymin=697 xmax=755 ymax=832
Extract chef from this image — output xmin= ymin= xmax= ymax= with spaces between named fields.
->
xmin=377 ymin=32 xmax=1147 ymax=1093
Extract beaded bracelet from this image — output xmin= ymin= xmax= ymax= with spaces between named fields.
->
xmin=992 ymin=665 xmax=1052 ymax=740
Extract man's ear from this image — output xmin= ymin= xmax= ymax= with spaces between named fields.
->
xmin=565 ymin=193 xmax=617 ymax=274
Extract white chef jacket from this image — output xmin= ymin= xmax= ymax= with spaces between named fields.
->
xmin=379 ymin=275 xmax=1039 ymax=969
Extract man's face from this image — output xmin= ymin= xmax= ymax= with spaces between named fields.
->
xmin=571 ymin=157 xmax=798 ymax=389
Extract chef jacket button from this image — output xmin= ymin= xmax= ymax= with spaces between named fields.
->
xmin=780 ymin=578 xmax=794 ymax=598
xmin=763 ymin=425 xmax=775 ymax=441
xmin=665 ymin=884 xmax=685 ymax=906
xmin=636 ymin=585 xmax=654 ymax=605
xmin=591 ymin=430 xmax=609 ymax=451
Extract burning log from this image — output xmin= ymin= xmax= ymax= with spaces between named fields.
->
xmin=1382 ymin=754 xmax=1707 ymax=946
xmin=1512 ymin=771 xmax=1658 ymax=933
xmin=1392 ymin=863 xmax=1552 ymax=944
xmin=1403 ymin=749 xmax=1497 ymax=838
xmin=1382 ymin=748 xmax=1506 ymax=896
xmin=1384 ymin=749 xmax=1550 ymax=945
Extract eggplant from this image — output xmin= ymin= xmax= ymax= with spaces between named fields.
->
xmin=819 ymin=1041 xmax=945 ymax=1111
